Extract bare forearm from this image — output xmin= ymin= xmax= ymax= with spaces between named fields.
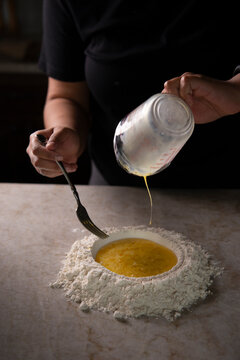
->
xmin=27 ymin=79 xmax=91 ymax=178
xmin=44 ymin=97 xmax=91 ymax=154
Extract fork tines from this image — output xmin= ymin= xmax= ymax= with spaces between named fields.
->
xmin=76 ymin=209 xmax=108 ymax=239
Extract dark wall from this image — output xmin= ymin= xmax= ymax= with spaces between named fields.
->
xmin=0 ymin=1 xmax=91 ymax=184
xmin=1 ymin=0 xmax=42 ymax=37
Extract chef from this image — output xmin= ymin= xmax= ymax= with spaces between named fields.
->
xmin=26 ymin=1 xmax=240 ymax=188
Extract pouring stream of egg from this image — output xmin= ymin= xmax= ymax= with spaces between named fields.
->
xmin=144 ymin=176 xmax=153 ymax=225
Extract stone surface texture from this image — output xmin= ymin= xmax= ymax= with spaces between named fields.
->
xmin=0 ymin=184 xmax=239 ymax=360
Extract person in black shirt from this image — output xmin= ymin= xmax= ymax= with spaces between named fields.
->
xmin=26 ymin=1 xmax=240 ymax=188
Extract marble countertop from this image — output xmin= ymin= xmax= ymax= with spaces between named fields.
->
xmin=0 ymin=183 xmax=239 ymax=360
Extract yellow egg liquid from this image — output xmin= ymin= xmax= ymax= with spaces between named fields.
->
xmin=95 ymin=238 xmax=178 ymax=277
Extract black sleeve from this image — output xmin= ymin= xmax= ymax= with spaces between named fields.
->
xmin=38 ymin=0 xmax=85 ymax=82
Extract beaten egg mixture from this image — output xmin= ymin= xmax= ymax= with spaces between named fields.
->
xmin=95 ymin=238 xmax=178 ymax=277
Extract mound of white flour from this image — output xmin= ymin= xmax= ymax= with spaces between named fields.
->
xmin=51 ymin=226 xmax=223 ymax=321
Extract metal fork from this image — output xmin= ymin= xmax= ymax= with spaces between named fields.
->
xmin=37 ymin=134 xmax=108 ymax=239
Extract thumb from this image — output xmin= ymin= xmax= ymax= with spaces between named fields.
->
xmin=36 ymin=128 xmax=56 ymax=148
xmin=45 ymin=128 xmax=64 ymax=151
xmin=37 ymin=127 xmax=54 ymax=140
xmin=179 ymin=74 xmax=195 ymax=106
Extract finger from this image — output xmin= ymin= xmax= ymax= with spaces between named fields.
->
xmin=31 ymin=152 xmax=78 ymax=172
xmin=162 ymin=77 xmax=181 ymax=96
xmin=45 ymin=127 xmax=66 ymax=151
xmin=34 ymin=159 xmax=78 ymax=178
xmin=35 ymin=167 xmax=62 ymax=178
xmin=179 ymin=73 xmax=194 ymax=105
xmin=179 ymin=73 xmax=203 ymax=106
xmin=37 ymin=128 xmax=55 ymax=140
xmin=62 ymin=162 xmax=78 ymax=174
xmin=30 ymin=132 xmax=63 ymax=162
xmin=35 ymin=128 xmax=55 ymax=148
xmin=30 ymin=154 xmax=61 ymax=172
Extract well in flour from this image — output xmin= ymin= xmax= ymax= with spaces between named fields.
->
xmin=95 ymin=237 xmax=178 ymax=277
xmin=50 ymin=226 xmax=223 ymax=321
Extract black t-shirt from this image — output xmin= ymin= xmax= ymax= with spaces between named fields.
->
xmin=39 ymin=0 xmax=240 ymax=188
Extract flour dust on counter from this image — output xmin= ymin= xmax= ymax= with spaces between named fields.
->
xmin=50 ymin=226 xmax=223 ymax=322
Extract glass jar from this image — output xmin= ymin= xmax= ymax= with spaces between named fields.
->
xmin=113 ymin=94 xmax=194 ymax=176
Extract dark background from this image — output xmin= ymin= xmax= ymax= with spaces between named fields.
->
xmin=0 ymin=0 xmax=90 ymax=184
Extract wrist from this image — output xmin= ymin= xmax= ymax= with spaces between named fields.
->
xmin=44 ymin=97 xmax=90 ymax=151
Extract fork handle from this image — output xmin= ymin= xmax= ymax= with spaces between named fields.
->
xmin=36 ymin=134 xmax=81 ymax=205
xmin=56 ymin=160 xmax=80 ymax=204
